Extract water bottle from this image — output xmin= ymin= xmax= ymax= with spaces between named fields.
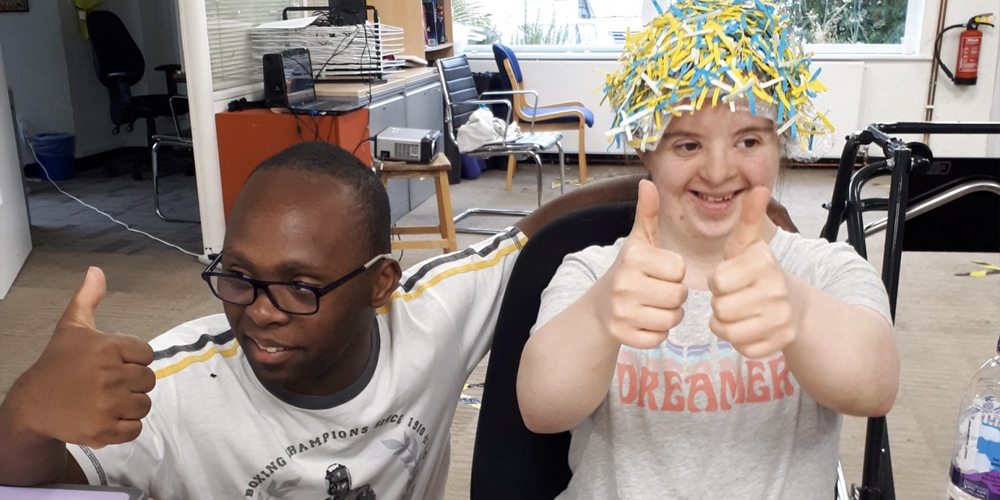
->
xmin=947 ymin=337 xmax=1000 ymax=499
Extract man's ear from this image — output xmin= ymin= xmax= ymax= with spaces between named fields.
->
xmin=370 ymin=258 xmax=402 ymax=308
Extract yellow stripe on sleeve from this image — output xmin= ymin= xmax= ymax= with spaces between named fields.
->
xmin=377 ymin=234 xmax=527 ymax=312
xmin=154 ymin=343 xmax=241 ymax=380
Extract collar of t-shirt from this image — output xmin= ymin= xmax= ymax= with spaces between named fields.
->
xmin=257 ymin=318 xmax=380 ymax=410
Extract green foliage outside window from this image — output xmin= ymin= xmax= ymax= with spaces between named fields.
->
xmin=783 ymin=0 xmax=909 ymax=44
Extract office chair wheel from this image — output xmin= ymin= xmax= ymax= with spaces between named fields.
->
xmin=125 ymin=124 xmax=134 ymax=133
xmin=112 ymin=126 xmax=120 ymax=135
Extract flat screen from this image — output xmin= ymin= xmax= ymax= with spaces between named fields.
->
xmin=280 ymin=48 xmax=315 ymax=107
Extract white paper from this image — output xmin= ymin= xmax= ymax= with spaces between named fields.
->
xmin=256 ymin=16 xmax=318 ymax=30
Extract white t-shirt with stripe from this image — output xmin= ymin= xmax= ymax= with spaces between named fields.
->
xmin=68 ymin=228 xmax=526 ymax=500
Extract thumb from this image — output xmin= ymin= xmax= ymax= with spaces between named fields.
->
xmin=725 ymin=187 xmax=771 ymax=259
xmin=59 ymin=267 xmax=107 ymax=330
xmin=629 ymin=179 xmax=660 ymax=246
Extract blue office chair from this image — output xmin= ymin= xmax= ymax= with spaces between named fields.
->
xmin=492 ymin=43 xmax=594 ymax=190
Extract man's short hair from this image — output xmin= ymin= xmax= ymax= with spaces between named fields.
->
xmin=251 ymin=142 xmax=390 ymax=256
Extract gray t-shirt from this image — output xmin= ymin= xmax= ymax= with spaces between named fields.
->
xmin=532 ymin=229 xmax=892 ymax=500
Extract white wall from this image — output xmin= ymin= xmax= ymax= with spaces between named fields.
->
xmin=0 ymin=1 xmax=76 ymax=164
xmin=0 ymin=0 xmax=183 ymax=161
xmin=466 ymin=0 xmax=999 ymax=158
xmin=988 ymin=45 xmax=1000 ymax=157
xmin=0 ymin=44 xmax=33 ymax=299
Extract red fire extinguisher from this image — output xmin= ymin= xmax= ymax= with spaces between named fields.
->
xmin=935 ymin=13 xmax=995 ymax=85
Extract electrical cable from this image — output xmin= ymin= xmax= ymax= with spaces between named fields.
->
xmin=313 ymin=25 xmax=360 ymax=81
xmin=27 ymin=143 xmax=201 ymax=259
xmin=352 ymin=135 xmax=375 ymax=156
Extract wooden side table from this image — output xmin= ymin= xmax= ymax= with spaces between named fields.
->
xmin=376 ymin=153 xmax=457 ymax=253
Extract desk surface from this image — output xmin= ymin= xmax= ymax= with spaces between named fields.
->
xmin=315 ymin=66 xmax=438 ymax=99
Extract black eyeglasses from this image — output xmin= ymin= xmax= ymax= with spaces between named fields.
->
xmin=201 ymin=252 xmax=392 ymax=315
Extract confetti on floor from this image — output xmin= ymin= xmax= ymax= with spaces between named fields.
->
xmin=956 ymin=261 xmax=1000 ymax=278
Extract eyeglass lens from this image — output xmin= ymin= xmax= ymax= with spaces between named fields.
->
xmin=209 ymin=275 xmax=318 ymax=314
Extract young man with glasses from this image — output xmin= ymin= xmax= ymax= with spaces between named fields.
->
xmin=0 ymin=141 xmax=798 ymax=498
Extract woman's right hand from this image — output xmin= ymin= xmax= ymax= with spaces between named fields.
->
xmin=594 ymin=179 xmax=687 ymax=349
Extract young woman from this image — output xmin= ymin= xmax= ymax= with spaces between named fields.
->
xmin=516 ymin=0 xmax=899 ymax=497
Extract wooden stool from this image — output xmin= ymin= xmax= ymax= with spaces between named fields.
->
xmin=377 ymin=153 xmax=458 ymax=253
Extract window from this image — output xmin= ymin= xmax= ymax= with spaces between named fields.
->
xmin=456 ymin=0 xmax=919 ymax=54
xmin=455 ymin=0 xmax=645 ymax=50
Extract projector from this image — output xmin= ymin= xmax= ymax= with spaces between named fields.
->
xmin=374 ymin=127 xmax=443 ymax=163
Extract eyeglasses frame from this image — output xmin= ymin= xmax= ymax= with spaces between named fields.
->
xmin=201 ymin=252 xmax=392 ymax=315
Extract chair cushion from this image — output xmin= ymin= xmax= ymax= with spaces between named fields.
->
xmin=520 ymin=106 xmax=595 ymax=127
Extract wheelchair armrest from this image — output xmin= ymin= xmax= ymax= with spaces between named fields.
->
xmin=155 ymin=64 xmax=183 ymax=96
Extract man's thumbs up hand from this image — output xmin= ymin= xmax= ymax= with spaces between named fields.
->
xmin=594 ymin=180 xmax=688 ymax=350
xmin=12 ymin=267 xmax=155 ymax=448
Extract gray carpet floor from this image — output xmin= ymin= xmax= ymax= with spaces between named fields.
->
xmin=1 ymin=158 xmax=997 ymax=500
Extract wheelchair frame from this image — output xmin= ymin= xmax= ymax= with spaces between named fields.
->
xmin=821 ymin=121 xmax=1000 ymax=500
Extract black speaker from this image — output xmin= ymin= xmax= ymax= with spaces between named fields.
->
xmin=262 ymin=53 xmax=287 ymax=108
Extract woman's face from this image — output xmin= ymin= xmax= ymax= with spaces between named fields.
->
xmin=641 ymin=104 xmax=781 ymax=246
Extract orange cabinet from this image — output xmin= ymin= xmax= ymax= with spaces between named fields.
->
xmin=215 ymin=107 xmax=371 ymax=219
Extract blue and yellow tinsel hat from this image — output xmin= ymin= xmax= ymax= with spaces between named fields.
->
xmin=602 ymin=0 xmax=834 ymax=155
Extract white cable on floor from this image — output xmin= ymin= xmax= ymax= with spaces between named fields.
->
xmin=27 ymin=143 xmax=202 ymax=259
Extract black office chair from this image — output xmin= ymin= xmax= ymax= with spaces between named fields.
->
xmin=437 ymin=54 xmax=566 ymax=234
xmin=86 ymin=10 xmax=188 ymax=180
xmin=470 ymin=201 xmax=635 ymax=500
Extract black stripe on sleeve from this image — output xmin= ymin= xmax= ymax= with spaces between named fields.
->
xmin=152 ymin=330 xmax=235 ymax=361
xmin=398 ymin=228 xmax=523 ymax=293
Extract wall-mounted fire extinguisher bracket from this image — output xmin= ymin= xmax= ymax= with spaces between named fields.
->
xmin=934 ymin=13 xmax=995 ymax=85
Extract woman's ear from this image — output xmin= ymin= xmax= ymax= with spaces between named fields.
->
xmin=370 ymin=259 xmax=402 ymax=308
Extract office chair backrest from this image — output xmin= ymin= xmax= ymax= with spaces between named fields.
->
xmin=470 ymin=201 xmax=636 ymax=500
xmin=437 ymin=55 xmax=481 ymax=143
xmin=87 ymin=10 xmax=145 ymax=87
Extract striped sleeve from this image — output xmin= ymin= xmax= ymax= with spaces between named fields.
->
xmin=380 ymin=228 xmax=527 ymax=375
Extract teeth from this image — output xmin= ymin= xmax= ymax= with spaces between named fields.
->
xmin=698 ymin=192 xmax=734 ymax=202
xmin=254 ymin=339 xmax=286 ymax=353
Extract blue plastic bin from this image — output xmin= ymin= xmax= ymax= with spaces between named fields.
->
xmin=31 ymin=133 xmax=76 ymax=181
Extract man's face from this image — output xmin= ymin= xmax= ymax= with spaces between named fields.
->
xmin=221 ymin=169 xmax=387 ymax=396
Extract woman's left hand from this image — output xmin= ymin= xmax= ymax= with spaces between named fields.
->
xmin=708 ymin=187 xmax=804 ymax=359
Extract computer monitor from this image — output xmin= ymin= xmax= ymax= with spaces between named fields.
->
xmin=329 ymin=0 xmax=367 ymax=25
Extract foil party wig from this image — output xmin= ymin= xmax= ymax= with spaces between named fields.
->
xmin=602 ymin=0 xmax=834 ymax=157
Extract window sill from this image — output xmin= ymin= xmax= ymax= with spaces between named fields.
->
xmin=461 ymin=49 xmax=933 ymax=63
